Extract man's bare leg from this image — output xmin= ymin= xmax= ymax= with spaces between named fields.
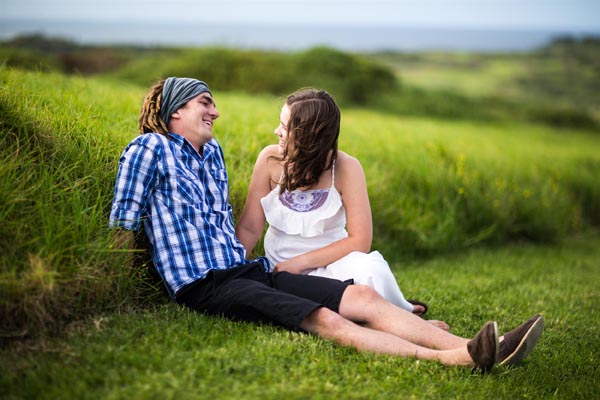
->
xmin=300 ymin=307 xmax=473 ymax=367
xmin=338 ymin=285 xmax=470 ymax=350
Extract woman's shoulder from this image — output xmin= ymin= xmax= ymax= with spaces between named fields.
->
xmin=334 ymin=150 xmax=365 ymax=188
xmin=336 ymin=150 xmax=363 ymax=170
xmin=259 ymin=144 xmax=281 ymax=157
xmin=256 ymin=145 xmax=283 ymax=165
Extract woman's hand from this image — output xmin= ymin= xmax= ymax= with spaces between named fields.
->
xmin=274 ymin=259 xmax=308 ymax=275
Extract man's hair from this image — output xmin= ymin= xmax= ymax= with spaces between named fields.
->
xmin=279 ymin=88 xmax=341 ymax=193
xmin=138 ymin=79 xmax=169 ymax=135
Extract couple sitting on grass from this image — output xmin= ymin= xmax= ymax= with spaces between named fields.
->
xmin=109 ymin=77 xmax=544 ymax=373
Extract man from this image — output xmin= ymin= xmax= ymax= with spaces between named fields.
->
xmin=109 ymin=77 xmax=544 ymax=373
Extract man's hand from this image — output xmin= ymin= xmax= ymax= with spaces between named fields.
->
xmin=110 ymin=229 xmax=136 ymax=269
xmin=111 ymin=229 xmax=135 ymax=251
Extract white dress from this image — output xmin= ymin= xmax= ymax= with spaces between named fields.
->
xmin=260 ymin=165 xmax=414 ymax=311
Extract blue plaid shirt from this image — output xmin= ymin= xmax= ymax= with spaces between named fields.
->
xmin=109 ymin=132 xmax=267 ymax=298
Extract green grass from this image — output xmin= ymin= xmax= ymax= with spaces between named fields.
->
xmin=341 ymin=110 xmax=600 ymax=252
xmin=1 ymin=49 xmax=600 ymax=398
xmin=1 ymin=236 xmax=599 ymax=399
xmin=1 ymin=68 xmax=600 ymax=336
xmin=0 ymin=69 xmax=142 ymax=335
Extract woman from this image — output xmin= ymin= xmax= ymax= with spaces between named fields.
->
xmin=236 ymin=88 xmax=431 ymax=319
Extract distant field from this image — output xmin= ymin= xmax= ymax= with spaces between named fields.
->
xmin=368 ymin=42 xmax=600 ymax=121
xmin=370 ymin=52 xmax=526 ymax=97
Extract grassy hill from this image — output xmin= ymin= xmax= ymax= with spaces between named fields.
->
xmin=1 ymin=44 xmax=600 ymax=397
xmin=1 ymin=68 xmax=599 ymax=337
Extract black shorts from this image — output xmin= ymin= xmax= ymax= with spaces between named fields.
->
xmin=175 ymin=262 xmax=352 ymax=330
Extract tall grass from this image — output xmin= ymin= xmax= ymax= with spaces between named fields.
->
xmin=338 ymin=111 xmax=600 ymax=253
xmin=0 ymin=69 xmax=142 ymax=336
xmin=1 ymin=68 xmax=599 ymax=336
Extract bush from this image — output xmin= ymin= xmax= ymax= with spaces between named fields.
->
xmin=110 ymin=46 xmax=397 ymax=106
xmin=0 ymin=47 xmax=61 ymax=72
xmin=0 ymin=34 xmax=162 ymax=75
xmin=292 ymin=46 xmax=398 ymax=105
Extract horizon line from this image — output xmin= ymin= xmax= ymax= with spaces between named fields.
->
xmin=1 ymin=17 xmax=599 ymax=34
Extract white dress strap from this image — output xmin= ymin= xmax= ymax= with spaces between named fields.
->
xmin=331 ymin=158 xmax=336 ymax=187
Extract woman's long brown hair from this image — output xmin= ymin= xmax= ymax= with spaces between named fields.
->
xmin=278 ymin=88 xmax=341 ymax=194
xmin=138 ymin=79 xmax=169 ymax=134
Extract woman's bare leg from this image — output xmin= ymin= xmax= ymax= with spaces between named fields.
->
xmin=338 ymin=285 xmax=470 ymax=350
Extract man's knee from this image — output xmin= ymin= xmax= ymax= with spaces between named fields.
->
xmin=343 ymin=284 xmax=382 ymax=305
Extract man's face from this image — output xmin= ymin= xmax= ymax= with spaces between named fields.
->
xmin=169 ymin=92 xmax=219 ymax=151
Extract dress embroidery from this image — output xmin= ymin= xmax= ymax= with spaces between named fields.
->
xmin=279 ymin=189 xmax=329 ymax=212
xmin=277 ymin=159 xmax=336 ymax=213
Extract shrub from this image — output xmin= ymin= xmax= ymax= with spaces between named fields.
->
xmin=110 ymin=46 xmax=397 ymax=106
xmin=0 ymin=47 xmax=61 ymax=72
xmin=292 ymin=46 xmax=398 ymax=105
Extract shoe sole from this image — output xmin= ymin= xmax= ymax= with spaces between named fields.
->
xmin=491 ymin=321 xmax=499 ymax=370
xmin=499 ymin=315 xmax=545 ymax=366
xmin=469 ymin=321 xmax=500 ymax=373
xmin=493 ymin=321 xmax=500 ymax=364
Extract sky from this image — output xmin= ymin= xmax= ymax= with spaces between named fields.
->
xmin=2 ymin=0 xmax=600 ymax=31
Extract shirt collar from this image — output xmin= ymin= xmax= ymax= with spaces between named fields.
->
xmin=168 ymin=132 xmax=216 ymax=160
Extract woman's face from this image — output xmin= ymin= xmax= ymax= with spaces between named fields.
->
xmin=274 ymin=104 xmax=291 ymax=153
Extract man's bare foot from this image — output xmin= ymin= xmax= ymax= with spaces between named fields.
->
xmin=428 ymin=320 xmax=450 ymax=331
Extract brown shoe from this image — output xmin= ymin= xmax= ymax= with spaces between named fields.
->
xmin=467 ymin=321 xmax=499 ymax=373
xmin=499 ymin=314 xmax=544 ymax=366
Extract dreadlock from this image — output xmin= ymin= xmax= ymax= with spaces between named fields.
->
xmin=138 ymin=79 xmax=169 ymax=134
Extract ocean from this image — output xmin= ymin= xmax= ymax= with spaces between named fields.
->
xmin=0 ymin=18 xmax=597 ymax=52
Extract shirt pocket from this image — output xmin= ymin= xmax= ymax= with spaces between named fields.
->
xmin=210 ymin=167 xmax=230 ymax=209
xmin=176 ymin=174 xmax=201 ymax=205
xmin=211 ymin=167 xmax=228 ymax=183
